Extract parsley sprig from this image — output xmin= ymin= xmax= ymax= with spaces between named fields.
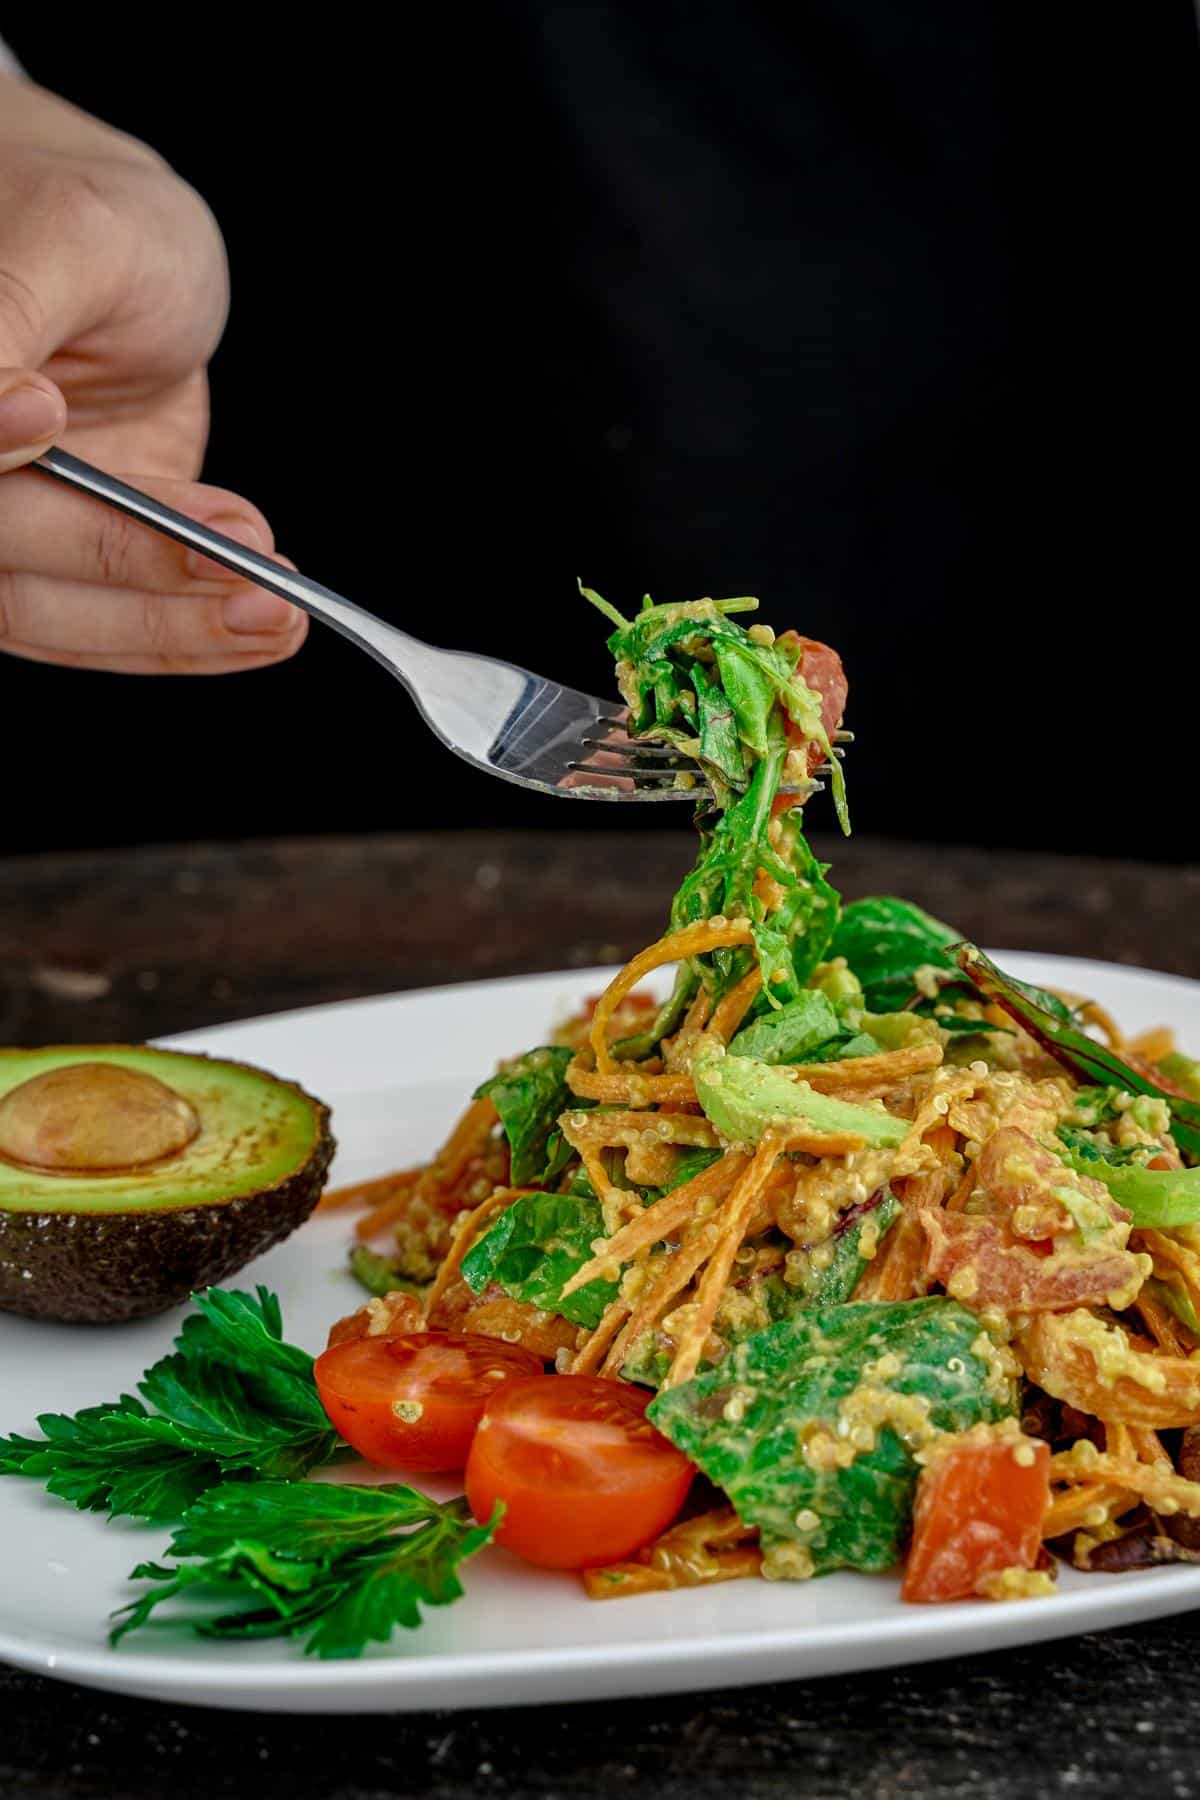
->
xmin=0 ymin=1285 xmax=500 ymax=1658
xmin=111 ymin=1479 xmax=498 ymax=1659
xmin=0 ymin=1287 xmax=343 ymax=1520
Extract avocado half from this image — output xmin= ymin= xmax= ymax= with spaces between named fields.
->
xmin=0 ymin=1045 xmax=334 ymax=1324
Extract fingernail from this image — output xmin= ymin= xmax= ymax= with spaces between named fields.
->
xmin=0 ymin=383 xmax=65 ymax=452
xmin=222 ymin=586 xmax=298 ymax=635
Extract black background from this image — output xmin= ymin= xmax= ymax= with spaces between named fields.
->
xmin=2 ymin=3 xmax=1196 ymax=859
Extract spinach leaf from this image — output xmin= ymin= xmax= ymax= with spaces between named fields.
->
xmin=830 ymin=896 xmax=962 ymax=1012
xmin=474 ymin=1046 xmax=581 ymax=1186
xmin=459 ymin=1190 xmax=619 ymax=1329
xmin=730 ymin=991 xmax=841 ymax=1063
xmin=648 ymin=1299 xmax=1014 ymax=1575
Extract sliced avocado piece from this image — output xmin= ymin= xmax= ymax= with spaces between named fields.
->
xmin=0 ymin=1046 xmax=333 ymax=1324
xmin=691 ymin=1042 xmax=907 ymax=1148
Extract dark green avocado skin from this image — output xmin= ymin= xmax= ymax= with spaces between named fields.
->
xmin=0 ymin=1107 xmax=334 ymax=1325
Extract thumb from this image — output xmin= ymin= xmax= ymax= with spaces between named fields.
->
xmin=0 ymin=367 xmax=66 ymax=474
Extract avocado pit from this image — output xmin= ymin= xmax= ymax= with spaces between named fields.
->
xmin=0 ymin=1061 xmax=200 ymax=1173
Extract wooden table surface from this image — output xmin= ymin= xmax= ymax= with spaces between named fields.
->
xmin=2 ymin=829 xmax=1199 ymax=1800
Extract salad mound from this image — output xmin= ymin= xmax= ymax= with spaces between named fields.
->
xmin=7 ymin=584 xmax=1200 ymax=1657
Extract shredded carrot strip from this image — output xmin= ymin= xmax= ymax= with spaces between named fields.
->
xmin=583 ymin=1508 xmax=760 ymax=1598
xmin=566 ymin=1059 xmax=699 ymax=1107
xmin=1042 ymin=1481 xmax=1136 ymax=1539
xmin=354 ymin=1182 xmax=430 ymax=1242
xmin=1128 ymin=1024 xmax=1176 ymax=1064
xmin=1129 ymin=1425 xmax=1173 ymax=1467
xmin=589 ymin=919 xmax=756 ymax=1074
xmin=560 ymin=1153 xmax=749 ymax=1298
xmin=853 ymin=1207 xmax=928 ymax=1302
xmin=944 ymin=1165 xmax=976 ymax=1212
xmin=429 ymin=1094 xmax=499 ymax=1188
xmin=788 ymin=1040 xmax=943 ymax=1091
xmin=665 ymin=1136 xmax=783 ymax=1388
xmin=1137 ymin=1285 xmax=1195 ymax=1357
xmin=318 ymin=1167 xmax=421 ymax=1212
xmin=1049 ymin=1447 xmax=1200 ymax=1516
xmin=421 ymin=1186 xmax=528 ymax=1320
xmin=599 ymin=1226 xmax=722 ymax=1377
xmin=894 ymin=1123 xmax=959 ymax=1211
xmin=570 ymin=1295 xmax=631 ymax=1375
xmin=706 ymin=968 xmax=762 ymax=1044
xmin=1079 ymin=999 xmax=1125 ymax=1050
xmin=675 ymin=986 xmax=713 ymax=1040
xmin=560 ymin=1111 xmax=721 ymax=1151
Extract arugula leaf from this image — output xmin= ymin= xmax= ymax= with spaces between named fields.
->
xmin=460 ymin=1190 xmax=619 ymax=1329
xmin=730 ymin=991 xmax=841 ymax=1063
xmin=111 ymin=1481 xmax=497 ymax=1659
xmin=829 ymin=896 xmax=962 ymax=1013
xmin=713 ymin=639 xmax=774 ymax=758
xmin=474 ymin=1046 xmax=581 ymax=1187
xmin=587 ymin=591 xmax=846 ymax=1010
xmin=691 ymin=660 xmax=746 ymax=794
xmin=648 ymin=1299 xmax=1014 ymax=1575
xmin=958 ymin=945 xmax=1200 ymax=1160
xmin=0 ymin=1287 xmax=341 ymax=1520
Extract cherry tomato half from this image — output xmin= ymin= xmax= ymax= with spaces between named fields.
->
xmin=314 ymin=1330 xmax=544 ymax=1473
xmin=465 ymin=1374 xmax=694 ymax=1569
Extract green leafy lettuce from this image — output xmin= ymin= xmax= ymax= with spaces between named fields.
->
xmin=459 ymin=1189 xmax=619 ymax=1329
xmin=474 ymin=1046 xmax=581 ymax=1186
xmin=829 ymin=896 xmax=963 ymax=1013
xmin=1060 ymin=1146 xmax=1200 ymax=1229
xmin=648 ymin=1299 xmax=1015 ymax=1575
xmin=110 ymin=1480 xmax=497 ymax=1660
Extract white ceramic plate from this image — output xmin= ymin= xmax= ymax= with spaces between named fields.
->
xmin=1 ymin=952 xmax=1198 ymax=1715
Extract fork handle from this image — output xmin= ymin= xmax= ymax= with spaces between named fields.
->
xmin=34 ymin=447 xmax=422 ymax=673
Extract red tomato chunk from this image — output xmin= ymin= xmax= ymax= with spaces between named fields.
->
xmin=902 ymin=1428 xmax=1051 ymax=1603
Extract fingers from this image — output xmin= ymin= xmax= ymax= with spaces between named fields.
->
xmin=0 ymin=569 xmax=307 ymax=673
xmin=0 ymin=366 xmax=66 ymax=473
xmin=0 ymin=468 xmax=308 ymax=674
xmin=0 ymin=464 xmax=277 ymax=588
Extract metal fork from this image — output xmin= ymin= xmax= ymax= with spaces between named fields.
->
xmin=36 ymin=449 xmax=847 ymax=802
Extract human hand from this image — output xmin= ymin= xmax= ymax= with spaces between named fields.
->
xmin=0 ymin=76 xmax=306 ymax=673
